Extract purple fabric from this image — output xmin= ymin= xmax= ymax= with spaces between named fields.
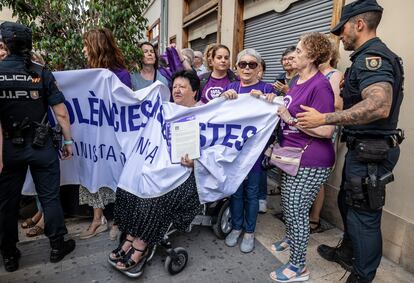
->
xmin=200 ymin=75 xmax=232 ymax=104
xmin=166 ymin=47 xmax=184 ymax=74
xmin=112 ymin=68 xmax=132 ymax=88
xmin=224 ymin=80 xmax=275 ymax=94
xmin=280 ymin=72 xmax=335 ymax=167
xmin=162 ymin=47 xmax=187 ymax=101
xmin=225 ymin=80 xmax=277 ymax=172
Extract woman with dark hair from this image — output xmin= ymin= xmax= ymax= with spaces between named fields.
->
xmin=79 ymin=28 xmax=132 ymax=241
xmin=109 ymin=70 xmax=201 ymax=272
xmin=198 ymin=44 xmax=237 ymax=104
xmin=130 ymin=42 xmax=168 ymax=90
xmin=263 ymin=33 xmax=335 ymax=282
xmin=273 ymin=46 xmax=297 ymax=95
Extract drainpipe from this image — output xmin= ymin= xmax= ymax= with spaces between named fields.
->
xmin=160 ymin=0 xmax=168 ymax=53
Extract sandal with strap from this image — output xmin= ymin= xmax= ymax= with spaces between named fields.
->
xmin=310 ymin=221 xmax=322 ymax=234
xmin=21 ymin=218 xmax=36 ymax=229
xmin=270 ymin=262 xmax=310 ymax=282
xmin=109 ymin=238 xmax=133 ymax=262
xmin=271 ymin=238 xmax=291 ymax=252
xmin=115 ymin=245 xmax=148 ymax=271
xmin=26 ymin=225 xmax=44 ymax=237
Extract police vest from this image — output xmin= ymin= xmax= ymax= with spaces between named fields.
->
xmin=342 ymin=40 xmax=404 ymax=134
xmin=0 ymin=62 xmax=48 ymax=129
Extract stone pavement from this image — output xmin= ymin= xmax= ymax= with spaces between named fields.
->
xmin=1 ymin=220 xmax=281 ymax=283
xmin=1 ymin=202 xmax=414 ymax=282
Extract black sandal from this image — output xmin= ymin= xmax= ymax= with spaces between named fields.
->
xmin=109 ymin=238 xmax=132 ymax=261
xmin=115 ymin=245 xmax=148 ymax=271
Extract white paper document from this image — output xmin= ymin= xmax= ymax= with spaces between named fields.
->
xmin=170 ymin=116 xmax=201 ymax=163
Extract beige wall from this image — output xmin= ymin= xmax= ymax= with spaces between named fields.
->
xmin=221 ymin=0 xmax=236 ymax=62
xmin=168 ymin=0 xmax=184 ymax=49
xmin=143 ymin=0 xmax=162 ymax=34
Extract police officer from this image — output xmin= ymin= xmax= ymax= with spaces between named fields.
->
xmin=295 ymin=0 xmax=404 ymax=282
xmin=0 ymin=22 xmax=75 ymax=272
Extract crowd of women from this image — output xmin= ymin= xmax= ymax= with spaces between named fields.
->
xmin=17 ymin=27 xmax=342 ymax=282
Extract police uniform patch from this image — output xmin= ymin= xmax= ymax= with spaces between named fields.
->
xmin=30 ymin=90 xmax=40 ymax=100
xmin=366 ymin=56 xmax=382 ymax=70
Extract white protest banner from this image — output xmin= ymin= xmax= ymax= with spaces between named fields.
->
xmin=23 ymin=69 xmax=281 ymax=203
xmin=161 ymin=96 xmax=280 ymax=203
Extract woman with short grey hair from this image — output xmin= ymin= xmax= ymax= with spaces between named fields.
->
xmin=236 ymin=48 xmax=263 ymax=66
xmin=221 ymin=48 xmax=276 ymax=254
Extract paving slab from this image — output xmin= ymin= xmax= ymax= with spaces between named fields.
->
xmin=1 ymin=225 xmax=281 ymax=283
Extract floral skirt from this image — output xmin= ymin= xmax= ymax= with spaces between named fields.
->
xmin=114 ymin=173 xmax=201 ymax=246
xmin=79 ymin=186 xmax=116 ymax=209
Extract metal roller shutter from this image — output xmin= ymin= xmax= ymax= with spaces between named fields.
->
xmin=190 ymin=33 xmax=217 ymax=52
xmin=244 ymin=0 xmax=333 ymax=83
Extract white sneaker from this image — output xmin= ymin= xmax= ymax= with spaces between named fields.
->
xmin=225 ymin=229 xmax=242 ymax=247
xmin=259 ymin=199 xmax=267 ymax=213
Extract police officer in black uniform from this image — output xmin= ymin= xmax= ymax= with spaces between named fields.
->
xmin=295 ymin=1 xmax=404 ymax=282
xmin=0 ymin=22 xmax=75 ymax=272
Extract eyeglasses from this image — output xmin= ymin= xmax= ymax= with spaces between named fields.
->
xmin=237 ymin=61 xmax=258 ymax=69
xmin=282 ymin=56 xmax=294 ymax=62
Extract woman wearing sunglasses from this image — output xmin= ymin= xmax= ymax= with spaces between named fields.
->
xmin=220 ymin=48 xmax=276 ymax=253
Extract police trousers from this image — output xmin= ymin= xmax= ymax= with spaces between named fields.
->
xmin=338 ymin=146 xmax=400 ymax=282
xmin=0 ymin=138 xmax=67 ymax=253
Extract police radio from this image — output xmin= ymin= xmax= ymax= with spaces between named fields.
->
xmin=32 ymin=114 xmax=50 ymax=148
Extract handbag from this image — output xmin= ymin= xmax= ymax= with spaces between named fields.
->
xmin=265 ymin=139 xmax=312 ymax=176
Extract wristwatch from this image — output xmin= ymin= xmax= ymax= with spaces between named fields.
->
xmin=287 ymin=117 xmax=298 ymax=126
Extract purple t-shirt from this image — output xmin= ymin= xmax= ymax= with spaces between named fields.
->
xmin=224 ymin=80 xmax=275 ymax=94
xmin=281 ymin=72 xmax=335 ymax=168
xmin=200 ymin=75 xmax=232 ymax=104
xmin=225 ymin=80 xmax=277 ymax=172
xmin=112 ymin=68 xmax=132 ymax=89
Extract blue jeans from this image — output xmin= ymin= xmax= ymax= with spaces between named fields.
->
xmin=230 ymin=170 xmax=260 ymax=233
xmin=258 ymin=171 xmax=267 ymax=201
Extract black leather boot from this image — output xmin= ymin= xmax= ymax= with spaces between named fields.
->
xmin=50 ymin=237 xmax=76 ymax=263
xmin=346 ymin=272 xmax=372 ymax=283
xmin=1 ymin=248 xmax=21 ymax=272
xmin=317 ymin=239 xmax=353 ymax=271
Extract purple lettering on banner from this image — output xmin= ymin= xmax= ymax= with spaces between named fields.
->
xmin=199 ymin=123 xmax=206 ymax=147
xmin=120 ymin=106 xmax=127 ymax=132
xmin=208 ymin=123 xmax=225 ymax=146
xmin=99 ymin=100 xmax=115 ymax=127
xmin=145 ymin=146 xmax=158 ymax=164
xmin=73 ymin=98 xmax=89 ymax=124
xmin=128 ymin=104 xmax=141 ymax=131
xmin=222 ymin=124 xmax=242 ymax=148
xmin=106 ymin=146 xmax=117 ymax=161
xmin=235 ymin=126 xmax=257 ymax=151
xmin=88 ymin=97 xmax=99 ymax=126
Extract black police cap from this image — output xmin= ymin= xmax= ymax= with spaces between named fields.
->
xmin=0 ymin=21 xmax=32 ymax=53
xmin=331 ymin=0 xmax=383 ymax=36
